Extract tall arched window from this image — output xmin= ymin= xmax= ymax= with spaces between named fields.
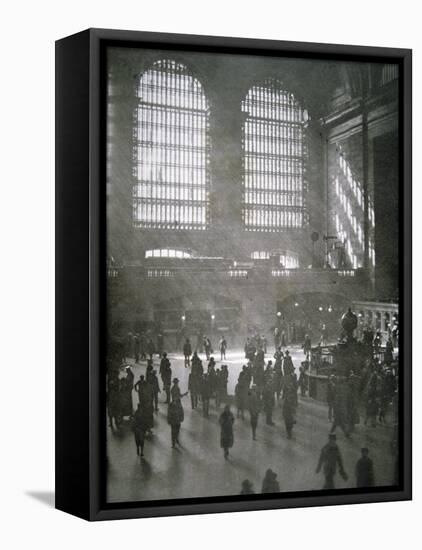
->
xmin=242 ymin=80 xmax=307 ymax=231
xmin=134 ymin=60 xmax=210 ymax=230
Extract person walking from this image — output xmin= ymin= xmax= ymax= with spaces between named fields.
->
xmin=316 ymin=434 xmax=348 ymax=489
xmin=219 ymin=405 xmax=235 ymax=459
xmin=262 ymin=380 xmax=275 ymax=426
xmin=167 ymin=398 xmax=184 ymax=448
xmin=201 ymin=374 xmax=211 ymax=417
xmin=183 ymin=338 xmax=192 ymax=367
xmin=282 ymin=390 xmax=297 ymax=439
xmin=150 ymin=369 xmax=160 ymax=412
xmin=219 ymin=335 xmax=227 ymax=361
xmin=248 ymin=386 xmax=261 ymax=440
xmin=159 ymin=352 xmax=172 ymax=404
xmin=132 ymin=403 xmax=149 ymax=457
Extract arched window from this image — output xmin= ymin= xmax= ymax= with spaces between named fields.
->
xmin=242 ymin=80 xmax=307 ymax=231
xmin=134 ymin=60 xmax=210 ymax=230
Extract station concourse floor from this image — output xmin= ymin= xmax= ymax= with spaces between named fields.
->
xmin=106 ymin=346 xmax=396 ymax=503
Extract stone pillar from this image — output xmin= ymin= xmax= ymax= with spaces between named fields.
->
xmin=107 ymin=52 xmax=139 ymax=262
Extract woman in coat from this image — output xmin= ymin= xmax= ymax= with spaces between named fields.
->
xmin=219 ymin=405 xmax=235 ymax=459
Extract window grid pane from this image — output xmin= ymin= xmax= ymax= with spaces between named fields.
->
xmin=241 ymin=81 xmax=306 ymax=231
xmin=134 ymin=60 xmax=210 ymax=230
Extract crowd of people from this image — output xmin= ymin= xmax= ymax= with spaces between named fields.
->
xmin=107 ymin=325 xmax=398 ymax=494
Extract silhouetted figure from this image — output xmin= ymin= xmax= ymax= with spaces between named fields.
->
xmin=133 ymin=403 xmax=149 ymax=457
xmin=219 ymin=405 xmax=234 ymax=459
xmin=248 ymin=386 xmax=261 ymax=440
xmin=327 ymin=375 xmax=335 ymax=422
xmin=261 ymin=469 xmax=280 ymax=493
xmin=159 ymin=353 xmax=172 ymax=404
xmin=316 ymin=434 xmax=348 ymax=489
xmin=150 ymin=370 xmax=160 ymax=412
xmin=262 ymin=381 xmax=275 ymax=425
xmin=355 ymin=448 xmax=374 ymax=488
xmin=201 ymin=374 xmax=211 ymax=417
xmin=219 ymin=336 xmax=227 ymax=360
xmin=188 ymin=369 xmax=201 ymax=410
xmin=167 ymin=398 xmax=184 ymax=448
xmin=183 ymin=338 xmax=192 ymax=367
xmin=282 ymin=390 xmax=297 ymax=439
xmin=170 ymin=378 xmax=188 ymax=402
xmin=240 ymin=479 xmax=255 ymax=495
xmin=133 ymin=333 xmax=140 ymax=363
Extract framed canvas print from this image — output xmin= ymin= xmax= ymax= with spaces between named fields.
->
xmin=55 ymin=28 xmax=412 ymax=520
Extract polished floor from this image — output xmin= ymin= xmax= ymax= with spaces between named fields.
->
xmin=106 ymin=346 xmax=397 ymax=503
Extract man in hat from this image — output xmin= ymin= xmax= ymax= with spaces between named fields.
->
xmin=316 ymin=434 xmax=348 ymax=489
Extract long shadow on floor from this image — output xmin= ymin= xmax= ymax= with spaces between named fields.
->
xmin=26 ymin=491 xmax=55 ymax=508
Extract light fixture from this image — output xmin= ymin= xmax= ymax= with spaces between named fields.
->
xmin=328 ymin=306 xmax=333 ymax=313
xmin=294 ymin=302 xmax=299 ymax=307
xmin=181 ymin=315 xmax=186 ymax=321
xmin=318 ymin=306 xmax=323 ymax=312
xmin=277 ymin=311 xmax=282 ymax=317
xmin=211 ymin=314 xmax=215 ymax=320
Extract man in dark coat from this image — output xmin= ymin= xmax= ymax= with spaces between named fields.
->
xmin=303 ymin=334 xmax=312 ymax=358
xmin=316 ymin=434 xmax=348 ymax=489
xmin=201 ymin=374 xmax=211 ymax=417
xmin=159 ymin=352 xmax=172 ymax=404
xmin=167 ymin=398 xmax=184 ymax=448
xmin=119 ymin=367 xmax=134 ymax=419
xmin=355 ymin=448 xmax=374 ymax=487
xmin=219 ymin=405 xmax=234 ymax=459
xmin=282 ymin=390 xmax=297 ymax=439
xmin=133 ymin=403 xmax=150 ymax=457
xmin=150 ymin=370 xmax=161 ymax=412
xmin=188 ymin=370 xmax=201 ymax=409
xmin=248 ymin=386 xmax=261 ymax=440
xmin=183 ymin=338 xmax=192 ymax=367
xmin=134 ymin=375 xmax=154 ymax=433
xmin=283 ymin=350 xmax=295 ymax=376
xmin=204 ymin=337 xmax=212 ymax=361
xmin=262 ymin=380 xmax=275 ymax=425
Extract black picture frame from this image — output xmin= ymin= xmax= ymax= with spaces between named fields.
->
xmin=55 ymin=28 xmax=412 ymax=521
